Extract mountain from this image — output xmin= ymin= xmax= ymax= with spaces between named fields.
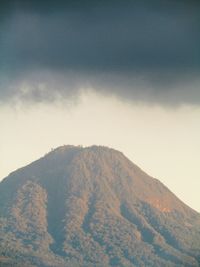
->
xmin=0 ymin=145 xmax=200 ymax=267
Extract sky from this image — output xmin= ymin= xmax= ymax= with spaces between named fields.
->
xmin=0 ymin=0 xmax=200 ymax=212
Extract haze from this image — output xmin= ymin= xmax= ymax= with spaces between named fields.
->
xmin=0 ymin=91 xmax=200 ymax=212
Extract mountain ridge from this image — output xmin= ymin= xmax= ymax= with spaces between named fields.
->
xmin=0 ymin=145 xmax=200 ymax=267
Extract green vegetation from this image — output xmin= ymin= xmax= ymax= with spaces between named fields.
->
xmin=0 ymin=146 xmax=200 ymax=266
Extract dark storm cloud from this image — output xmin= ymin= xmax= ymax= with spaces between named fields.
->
xmin=0 ymin=0 xmax=200 ymax=105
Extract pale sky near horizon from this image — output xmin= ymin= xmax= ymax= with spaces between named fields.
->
xmin=1 ymin=91 xmax=200 ymax=212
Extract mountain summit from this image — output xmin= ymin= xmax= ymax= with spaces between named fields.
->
xmin=0 ymin=145 xmax=200 ymax=267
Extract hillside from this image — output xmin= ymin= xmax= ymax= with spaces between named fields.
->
xmin=0 ymin=145 xmax=200 ymax=267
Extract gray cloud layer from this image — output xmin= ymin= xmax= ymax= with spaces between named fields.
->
xmin=0 ymin=0 xmax=200 ymax=105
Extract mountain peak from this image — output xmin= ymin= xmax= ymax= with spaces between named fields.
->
xmin=48 ymin=144 xmax=121 ymax=156
xmin=0 ymin=145 xmax=200 ymax=267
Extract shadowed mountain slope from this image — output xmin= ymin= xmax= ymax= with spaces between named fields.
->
xmin=0 ymin=145 xmax=200 ymax=267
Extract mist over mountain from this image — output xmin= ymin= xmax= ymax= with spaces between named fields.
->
xmin=0 ymin=145 xmax=200 ymax=266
